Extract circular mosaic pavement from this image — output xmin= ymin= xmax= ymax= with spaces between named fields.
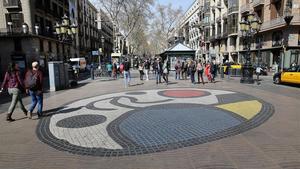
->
xmin=37 ymin=88 xmax=274 ymax=157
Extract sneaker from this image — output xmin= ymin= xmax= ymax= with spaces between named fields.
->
xmin=27 ymin=111 xmax=32 ymax=119
xmin=24 ymin=111 xmax=28 ymax=116
xmin=6 ymin=117 xmax=15 ymax=122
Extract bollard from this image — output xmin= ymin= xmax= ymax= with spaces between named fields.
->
xmin=221 ymin=67 xmax=224 ymax=78
xmin=91 ymin=68 xmax=94 ymax=80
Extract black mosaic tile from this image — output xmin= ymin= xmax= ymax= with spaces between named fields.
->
xmin=36 ymin=89 xmax=274 ymax=157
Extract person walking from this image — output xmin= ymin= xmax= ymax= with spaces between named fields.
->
xmin=138 ymin=62 xmax=144 ymax=81
xmin=25 ymin=61 xmax=43 ymax=119
xmin=189 ymin=60 xmax=196 ymax=84
xmin=197 ymin=60 xmax=205 ymax=84
xmin=0 ymin=62 xmax=28 ymax=122
xmin=205 ymin=62 xmax=212 ymax=82
xmin=162 ymin=60 xmax=169 ymax=85
xmin=181 ymin=59 xmax=188 ymax=80
xmin=175 ymin=60 xmax=181 ymax=80
xmin=106 ymin=62 xmax=113 ymax=77
xmin=123 ymin=59 xmax=131 ymax=88
xmin=154 ymin=58 xmax=163 ymax=85
xmin=210 ymin=60 xmax=217 ymax=83
xmin=256 ymin=65 xmax=263 ymax=85
xmin=144 ymin=59 xmax=151 ymax=81
xmin=112 ymin=60 xmax=118 ymax=79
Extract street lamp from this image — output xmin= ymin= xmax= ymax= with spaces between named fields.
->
xmin=239 ymin=12 xmax=262 ymax=84
xmin=54 ymin=14 xmax=78 ymax=42
xmin=7 ymin=21 xmax=13 ymax=33
xmin=34 ymin=24 xmax=39 ymax=35
xmin=22 ymin=23 xmax=28 ymax=34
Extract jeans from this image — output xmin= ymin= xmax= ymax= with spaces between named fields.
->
xmin=156 ymin=71 xmax=161 ymax=84
xmin=7 ymin=88 xmax=27 ymax=118
xmin=124 ymin=71 xmax=131 ymax=87
xmin=29 ymin=90 xmax=43 ymax=116
xmin=197 ymin=70 xmax=204 ymax=84
xmin=190 ymin=71 xmax=196 ymax=83
xmin=175 ymin=71 xmax=181 ymax=80
xmin=145 ymin=69 xmax=150 ymax=80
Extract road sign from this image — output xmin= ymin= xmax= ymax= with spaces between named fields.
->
xmin=92 ymin=51 xmax=99 ymax=56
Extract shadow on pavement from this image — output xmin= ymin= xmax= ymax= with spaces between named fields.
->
xmin=129 ymin=83 xmax=144 ymax=87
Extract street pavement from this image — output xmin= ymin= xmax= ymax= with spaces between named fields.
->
xmin=0 ymin=71 xmax=300 ymax=169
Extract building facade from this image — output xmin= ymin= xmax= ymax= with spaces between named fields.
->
xmin=77 ymin=0 xmax=99 ymax=63
xmin=0 ymin=0 xmax=75 ymax=79
xmin=97 ymin=9 xmax=113 ymax=62
xmin=239 ymin=0 xmax=300 ymax=69
xmin=178 ymin=0 xmax=202 ymax=60
xmin=177 ymin=0 xmax=300 ymax=70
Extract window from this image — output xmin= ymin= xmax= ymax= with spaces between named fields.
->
xmin=272 ymin=31 xmax=283 ymax=47
xmin=48 ymin=41 xmax=52 ymax=52
xmin=5 ymin=13 xmax=24 ymax=29
xmin=14 ymin=38 xmax=22 ymax=51
xmin=40 ymin=40 xmax=44 ymax=52
xmin=298 ymin=31 xmax=300 ymax=45
xmin=270 ymin=0 xmax=283 ymax=19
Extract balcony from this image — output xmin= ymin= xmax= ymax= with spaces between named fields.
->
xmin=260 ymin=16 xmax=285 ymax=32
xmin=203 ymin=22 xmax=210 ymax=27
xmin=240 ymin=4 xmax=250 ymax=14
xmin=223 ymin=0 xmax=228 ymax=6
xmin=216 ymin=33 xmax=222 ymax=40
xmin=222 ymin=12 xmax=228 ymax=19
xmin=222 ymin=31 xmax=228 ymax=38
xmin=3 ymin=0 xmax=21 ymax=9
xmin=253 ymin=0 xmax=264 ymax=8
xmin=216 ymin=16 xmax=221 ymax=23
xmin=210 ymin=34 xmax=216 ymax=42
xmin=217 ymin=0 xmax=221 ymax=7
xmin=260 ymin=14 xmax=300 ymax=32
xmin=228 ymin=6 xmax=238 ymax=14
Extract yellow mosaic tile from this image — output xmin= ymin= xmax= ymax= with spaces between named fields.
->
xmin=217 ymin=100 xmax=262 ymax=120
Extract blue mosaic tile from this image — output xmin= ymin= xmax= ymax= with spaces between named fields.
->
xmin=119 ymin=105 xmax=242 ymax=147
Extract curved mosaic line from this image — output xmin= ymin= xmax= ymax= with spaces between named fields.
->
xmin=36 ymin=88 xmax=274 ymax=157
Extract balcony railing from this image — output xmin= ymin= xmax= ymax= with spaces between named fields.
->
xmin=222 ymin=12 xmax=228 ymax=19
xmin=228 ymin=6 xmax=238 ymax=14
xmin=222 ymin=31 xmax=228 ymax=38
xmin=260 ymin=14 xmax=300 ymax=31
xmin=253 ymin=0 xmax=264 ymax=8
xmin=3 ymin=0 xmax=21 ymax=9
xmin=0 ymin=27 xmax=23 ymax=35
xmin=240 ymin=4 xmax=250 ymax=14
xmin=216 ymin=16 xmax=221 ymax=23
xmin=210 ymin=34 xmax=216 ymax=41
xmin=217 ymin=0 xmax=221 ymax=7
xmin=260 ymin=16 xmax=285 ymax=31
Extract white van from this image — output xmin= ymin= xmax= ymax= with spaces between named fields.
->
xmin=70 ymin=58 xmax=87 ymax=70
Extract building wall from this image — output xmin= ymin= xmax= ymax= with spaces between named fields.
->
xmin=239 ymin=0 xmax=300 ymax=70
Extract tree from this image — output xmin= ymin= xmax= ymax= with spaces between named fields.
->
xmin=148 ymin=4 xmax=183 ymax=54
xmin=95 ymin=0 xmax=153 ymax=39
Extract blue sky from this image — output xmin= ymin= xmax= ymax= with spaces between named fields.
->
xmin=155 ymin=0 xmax=194 ymax=12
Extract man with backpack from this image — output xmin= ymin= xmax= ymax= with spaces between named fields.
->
xmin=25 ymin=61 xmax=43 ymax=119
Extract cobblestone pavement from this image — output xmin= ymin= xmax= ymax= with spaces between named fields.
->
xmin=0 ymin=72 xmax=300 ymax=169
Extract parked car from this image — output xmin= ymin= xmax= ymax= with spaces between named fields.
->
xmin=273 ymin=65 xmax=300 ymax=84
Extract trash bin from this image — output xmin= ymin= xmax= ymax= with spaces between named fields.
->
xmin=220 ymin=67 xmax=224 ymax=78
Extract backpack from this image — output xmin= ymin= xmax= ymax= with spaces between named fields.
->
xmin=26 ymin=71 xmax=38 ymax=90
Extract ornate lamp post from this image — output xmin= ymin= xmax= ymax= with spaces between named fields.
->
xmin=54 ymin=14 xmax=78 ymax=62
xmin=239 ymin=13 xmax=262 ymax=84
xmin=54 ymin=14 xmax=78 ymax=42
